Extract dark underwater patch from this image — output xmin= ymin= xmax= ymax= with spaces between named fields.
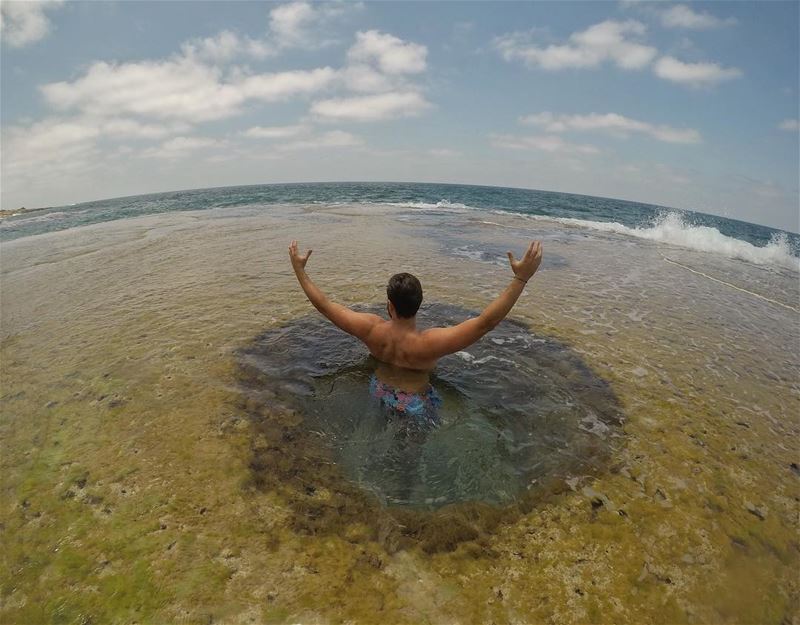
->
xmin=235 ymin=304 xmax=624 ymax=553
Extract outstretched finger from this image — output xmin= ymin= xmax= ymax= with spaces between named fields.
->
xmin=506 ymin=251 xmax=515 ymax=265
xmin=306 ymin=249 xmax=313 ymax=259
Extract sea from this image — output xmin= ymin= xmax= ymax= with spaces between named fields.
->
xmin=2 ymin=181 xmax=799 ymax=271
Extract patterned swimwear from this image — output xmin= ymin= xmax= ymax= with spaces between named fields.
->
xmin=369 ymin=374 xmax=442 ymax=427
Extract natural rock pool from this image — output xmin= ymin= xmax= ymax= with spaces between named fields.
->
xmin=237 ymin=304 xmax=624 ymax=513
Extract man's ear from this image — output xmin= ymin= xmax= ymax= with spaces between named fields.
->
xmin=387 ymin=300 xmax=395 ymax=319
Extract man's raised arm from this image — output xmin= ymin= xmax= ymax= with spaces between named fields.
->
xmin=419 ymin=240 xmax=543 ymax=359
xmin=288 ymin=240 xmax=382 ymax=341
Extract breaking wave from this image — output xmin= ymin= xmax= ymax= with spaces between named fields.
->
xmin=378 ymin=199 xmax=472 ymax=212
xmin=533 ymin=211 xmax=800 ymax=272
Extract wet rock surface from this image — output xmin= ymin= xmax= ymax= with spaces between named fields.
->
xmin=2 ymin=208 xmax=797 ymax=624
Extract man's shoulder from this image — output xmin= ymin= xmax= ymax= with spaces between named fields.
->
xmin=365 ymin=314 xmax=389 ymax=328
xmin=360 ymin=315 xmax=389 ymax=340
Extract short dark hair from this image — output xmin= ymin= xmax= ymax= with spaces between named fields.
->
xmin=387 ymin=272 xmax=422 ymax=318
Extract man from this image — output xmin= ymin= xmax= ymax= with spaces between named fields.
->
xmin=289 ymin=239 xmax=543 ymax=423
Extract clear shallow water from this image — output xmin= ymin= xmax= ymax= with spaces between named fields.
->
xmin=237 ymin=304 xmax=624 ymax=508
xmin=2 ymin=182 xmax=798 ymax=271
xmin=1 ymin=199 xmax=798 ymax=624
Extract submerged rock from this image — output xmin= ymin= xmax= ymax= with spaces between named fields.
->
xmin=744 ymin=501 xmax=766 ymax=520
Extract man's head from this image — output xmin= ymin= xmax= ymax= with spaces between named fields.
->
xmin=387 ymin=272 xmax=422 ymax=319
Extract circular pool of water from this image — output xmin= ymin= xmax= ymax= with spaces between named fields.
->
xmin=237 ymin=304 xmax=625 ymax=510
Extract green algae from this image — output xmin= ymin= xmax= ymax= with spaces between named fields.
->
xmin=1 ymin=208 xmax=797 ymax=624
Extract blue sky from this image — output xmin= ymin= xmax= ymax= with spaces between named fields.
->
xmin=1 ymin=1 xmax=798 ymax=231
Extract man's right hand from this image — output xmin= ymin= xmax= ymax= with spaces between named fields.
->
xmin=289 ymin=239 xmax=313 ymax=273
xmin=506 ymin=240 xmax=543 ymax=282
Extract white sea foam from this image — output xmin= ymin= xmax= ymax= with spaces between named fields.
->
xmin=528 ymin=211 xmax=800 ymax=272
xmin=451 ymin=246 xmax=486 ymax=262
xmin=453 ymin=351 xmax=518 ymax=367
xmin=379 ymin=199 xmax=472 ymax=212
xmin=3 ymin=210 xmax=71 ymax=225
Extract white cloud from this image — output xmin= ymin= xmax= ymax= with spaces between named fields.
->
xmin=339 ymin=31 xmax=428 ymax=95
xmin=161 ymin=136 xmax=220 ymax=150
xmin=2 ymin=115 xmax=188 ymax=174
xmin=1 ymin=113 xmax=194 ymax=196
xmin=174 ymin=1 xmax=362 ymax=64
xmin=3 ymin=8 xmax=436 ymax=208
xmin=239 ymin=67 xmax=337 ymax=101
xmin=5 ymin=20 xmax=346 ymax=197
xmin=428 ymin=148 xmax=461 ymax=157
xmin=242 ymin=124 xmax=309 ymax=139
xmin=172 ymin=1 xmax=359 ymax=62
xmin=140 ymin=136 xmax=224 ymax=160
xmin=311 ymin=91 xmax=431 ymax=122
xmin=341 ymin=64 xmax=395 ymax=93
xmin=41 ymin=58 xmax=337 ymax=123
xmin=314 ymin=30 xmax=432 ymax=119
xmin=41 ymin=58 xmax=240 ymax=122
xmin=495 ymin=18 xmax=740 ymax=89
xmin=618 ymin=163 xmax=641 ymax=175
xmin=180 ymin=30 xmax=272 ymax=63
xmin=778 ymin=119 xmax=800 ymax=132
xmin=653 ymin=56 xmax=742 ymax=86
xmin=490 ymin=133 xmax=600 ymax=154
xmin=660 ymin=5 xmax=735 ymax=30
xmin=3 ymin=117 xmax=98 ymax=175
xmin=268 ymin=1 xmax=360 ymax=49
xmin=520 ymin=112 xmax=702 ymax=144
xmin=100 ymin=118 xmax=191 ymax=139
xmin=270 ymin=2 xmax=316 ymax=46
xmin=0 ymin=117 xmax=138 ymax=202
xmin=277 ymin=130 xmax=362 ymax=151
xmin=0 ymin=0 xmax=62 ymax=48
xmin=347 ymin=30 xmax=428 ymax=74
xmin=495 ymin=20 xmax=657 ymax=71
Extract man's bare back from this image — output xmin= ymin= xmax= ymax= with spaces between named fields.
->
xmin=289 ymin=239 xmax=543 ymax=392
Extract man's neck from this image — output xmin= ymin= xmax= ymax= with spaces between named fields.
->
xmin=390 ymin=315 xmax=417 ymax=332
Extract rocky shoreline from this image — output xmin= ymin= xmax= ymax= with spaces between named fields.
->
xmin=0 ymin=206 xmax=50 ymax=219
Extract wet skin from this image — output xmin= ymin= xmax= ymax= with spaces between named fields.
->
xmin=288 ymin=239 xmax=543 ymax=393
xmin=372 ymin=359 xmax=432 ymax=394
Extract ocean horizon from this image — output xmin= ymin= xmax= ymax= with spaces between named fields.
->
xmin=3 ymin=181 xmax=798 ymax=273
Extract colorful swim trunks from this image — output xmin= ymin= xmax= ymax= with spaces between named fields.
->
xmin=369 ymin=374 xmax=442 ymax=426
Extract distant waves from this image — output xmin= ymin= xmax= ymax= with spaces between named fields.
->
xmin=361 ymin=201 xmax=800 ymax=272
